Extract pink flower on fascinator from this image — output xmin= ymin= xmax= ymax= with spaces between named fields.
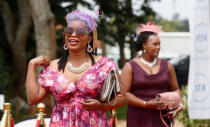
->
xmin=136 ymin=22 xmax=163 ymax=34
xmin=96 ymin=10 xmax=99 ymax=15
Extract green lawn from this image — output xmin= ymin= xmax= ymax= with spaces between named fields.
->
xmin=115 ymin=105 xmax=128 ymax=120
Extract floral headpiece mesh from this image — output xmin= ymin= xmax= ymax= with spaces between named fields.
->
xmin=136 ymin=22 xmax=163 ymax=34
xmin=66 ymin=10 xmax=103 ymax=32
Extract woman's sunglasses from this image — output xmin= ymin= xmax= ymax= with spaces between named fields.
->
xmin=64 ymin=27 xmax=89 ymax=37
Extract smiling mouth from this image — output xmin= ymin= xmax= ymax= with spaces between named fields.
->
xmin=69 ymin=38 xmax=79 ymax=46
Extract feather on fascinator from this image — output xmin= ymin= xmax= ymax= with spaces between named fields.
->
xmin=136 ymin=22 xmax=163 ymax=34
xmin=66 ymin=10 xmax=103 ymax=32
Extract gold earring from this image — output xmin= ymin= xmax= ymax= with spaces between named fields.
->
xmin=93 ymin=29 xmax=97 ymax=50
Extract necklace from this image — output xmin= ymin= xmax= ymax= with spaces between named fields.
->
xmin=140 ymin=57 xmax=157 ymax=68
xmin=66 ymin=61 xmax=89 ymax=74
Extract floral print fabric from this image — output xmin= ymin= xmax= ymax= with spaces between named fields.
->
xmin=38 ymin=57 xmax=116 ymax=127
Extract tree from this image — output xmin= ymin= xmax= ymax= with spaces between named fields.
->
xmin=94 ymin=0 xmax=158 ymax=68
xmin=28 ymin=0 xmax=57 ymax=116
xmin=29 ymin=0 xmax=56 ymax=58
xmin=155 ymin=13 xmax=189 ymax=32
xmin=0 ymin=0 xmax=58 ymax=118
xmin=0 ymin=0 xmax=31 ymax=119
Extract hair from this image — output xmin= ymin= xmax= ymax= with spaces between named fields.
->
xmin=134 ymin=31 xmax=155 ymax=51
xmin=57 ymin=31 xmax=97 ymax=72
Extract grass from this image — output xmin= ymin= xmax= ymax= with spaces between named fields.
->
xmin=115 ymin=105 xmax=128 ymax=120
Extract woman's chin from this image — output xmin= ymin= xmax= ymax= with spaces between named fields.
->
xmin=153 ymin=54 xmax=159 ymax=58
xmin=69 ymin=46 xmax=81 ymax=51
xmin=68 ymin=42 xmax=79 ymax=48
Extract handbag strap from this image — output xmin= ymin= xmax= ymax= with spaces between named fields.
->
xmin=108 ymin=71 xmax=118 ymax=105
xmin=160 ymin=111 xmax=175 ymax=127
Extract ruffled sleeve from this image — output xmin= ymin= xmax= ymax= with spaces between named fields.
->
xmin=37 ymin=67 xmax=51 ymax=91
xmin=98 ymin=58 xmax=117 ymax=82
xmin=105 ymin=59 xmax=117 ymax=71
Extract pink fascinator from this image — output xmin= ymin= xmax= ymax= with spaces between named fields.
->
xmin=136 ymin=22 xmax=163 ymax=34
xmin=66 ymin=10 xmax=103 ymax=32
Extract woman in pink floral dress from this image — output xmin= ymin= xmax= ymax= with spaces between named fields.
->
xmin=26 ymin=10 xmax=126 ymax=127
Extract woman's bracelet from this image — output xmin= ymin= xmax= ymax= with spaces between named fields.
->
xmin=143 ymin=101 xmax=147 ymax=108
xmin=178 ymin=103 xmax=184 ymax=109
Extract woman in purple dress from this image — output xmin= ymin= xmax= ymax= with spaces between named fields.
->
xmin=121 ymin=22 xmax=184 ymax=127
xmin=26 ymin=10 xmax=126 ymax=127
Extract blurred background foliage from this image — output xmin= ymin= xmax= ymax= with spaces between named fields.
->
xmin=0 ymin=0 xmax=192 ymax=124
xmin=176 ymin=86 xmax=210 ymax=127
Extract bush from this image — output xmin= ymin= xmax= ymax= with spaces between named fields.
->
xmin=176 ymin=86 xmax=210 ymax=127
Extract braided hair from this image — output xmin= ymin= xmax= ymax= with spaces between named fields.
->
xmin=58 ymin=32 xmax=97 ymax=72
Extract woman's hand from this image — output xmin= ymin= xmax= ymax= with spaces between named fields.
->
xmin=146 ymin=98 xmax=167 ymax=110
xmin=29 ymin=55 xmax=50 ymax=67
xmin=166 ymin=105 xmax=184 ymax=119
xmin=81 ymin=99 xmax=102 ymax=111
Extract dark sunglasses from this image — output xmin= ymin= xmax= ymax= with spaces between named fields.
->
xmin=64 ymin=27 xmax=89 ymax=37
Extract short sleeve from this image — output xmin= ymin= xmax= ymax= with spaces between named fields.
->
xmin=105 ymin=59 xmax=117 ymax=71
xmin=98 ymin=58 xmax=118 ymax=82
xmin=37 ymin=68 xmax=51 ymax=91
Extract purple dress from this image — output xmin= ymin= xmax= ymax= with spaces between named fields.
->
xmin=38 ymin=57 xmax=116 ymax=127
xmin=127 ymin=59 xmax=170 ymax=127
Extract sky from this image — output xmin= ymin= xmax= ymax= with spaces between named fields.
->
xmin=150 ymin=0 xmax=190 ymax=20
xmin=62 ymin=0 xmax=191 ymax=21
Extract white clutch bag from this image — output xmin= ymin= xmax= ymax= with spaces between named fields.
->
xmin=99 ymin=70 xmax=120 ymax=105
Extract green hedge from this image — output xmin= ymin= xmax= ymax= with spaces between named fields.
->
xmin=176 ymin=86 xmax=210 ymax=127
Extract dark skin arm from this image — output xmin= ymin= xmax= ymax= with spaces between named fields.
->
xmin=121 ymin=62 xmax=166 ymax=110
xmin=26 ymin=55 xmax=50 ymax=105
xmin=168 ymin=62 xmax=181 ymax=93
xmin=167 ymin=62 xmax=184 ymax=118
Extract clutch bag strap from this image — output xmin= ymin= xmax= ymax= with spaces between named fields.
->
xmin=108 ymin=70 xmax=118 ymax=105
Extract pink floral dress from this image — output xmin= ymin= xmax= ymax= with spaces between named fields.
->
xmin=38 ymin=57 xmax=116 ymax=127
